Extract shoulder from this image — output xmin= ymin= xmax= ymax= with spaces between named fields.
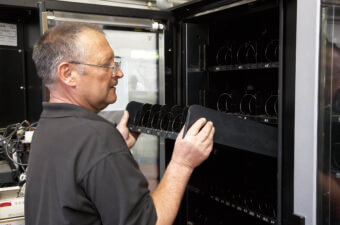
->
xmin=75 ymin=117 xmax=127 ymax=152
xmin=63 ymin=117 xmax=130 ymax=180
xmin=83 ymin=119 xmax=126 ymax=147
xmin=35 ymin=115 xmax=127 ymax=155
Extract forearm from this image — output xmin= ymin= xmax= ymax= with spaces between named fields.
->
xmin=151 ymin=160 xmax=193 ymax=225
xmin=151 ymin=119 xmax=214 ymax=225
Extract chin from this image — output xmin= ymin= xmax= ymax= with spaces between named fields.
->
xmin=108 ymin=97 xmax=117 ymax=104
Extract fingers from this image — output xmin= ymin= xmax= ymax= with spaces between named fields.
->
xmin=131 ymin=130 xmax=140 ymax=140
xmin=118 ymin=110 xmax=129 ymax=127
xmin=209 ymin=127 xmax=215 ymax=142
xmin=196 ymin=121 xmax=214 ymax=141
xmin=200 ymin=125 xmax=215 ymax=151
xmin=186 ymin=118 xmax=207 ymax=136
xmin=205 ymin=127 xmax=215 ymax=150
xmin=172 ymin=118 xmax=215 ymax=169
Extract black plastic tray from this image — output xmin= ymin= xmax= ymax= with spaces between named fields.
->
xmin=126 ymin=101 xmax=277 ymax=157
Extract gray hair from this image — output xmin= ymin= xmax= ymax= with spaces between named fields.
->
xmin=32 ymin=22 xmax=105 ymax=88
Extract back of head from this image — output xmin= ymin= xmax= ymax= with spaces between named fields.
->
xmin=32 ymin=22 xmax=104 ymax=88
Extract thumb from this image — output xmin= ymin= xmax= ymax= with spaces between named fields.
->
xmin=118 ymin=111 xmax=129 ymax=127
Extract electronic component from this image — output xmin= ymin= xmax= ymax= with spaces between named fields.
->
xmin=0 ymin=121 xmax=36 ymax=187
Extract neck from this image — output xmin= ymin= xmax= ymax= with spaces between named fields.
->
xmin=49 ymin=90 xmax=100 ymax=114
xmin=49 ymin=92 xmax=74 ymax=105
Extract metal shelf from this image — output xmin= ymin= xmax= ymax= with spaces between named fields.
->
xmin=187 ymin=185 xmax=277 ymax=225
xmin=127 ymin=124 xmax=178 ymax=140
xmin=234 ymin=114 xmax=278 ymax=125
xmin=207 ymin=62 xmax=279 ymax=72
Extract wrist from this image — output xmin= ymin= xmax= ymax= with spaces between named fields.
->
xmin=168 ymin=160 xmax=194 ymax=175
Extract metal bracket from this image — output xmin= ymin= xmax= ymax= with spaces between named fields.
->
xmin=152 ymin=21 xmax=165 ymax=31
xmin=36 ymin=1 xmax=47 ymax=35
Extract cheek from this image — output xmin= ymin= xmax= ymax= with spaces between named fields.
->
xmin=94 ymin=77 xmax=110 ymax=90
xmin=103 ymin=76 xmax=113 ymax=87
xmin=87 ymin=74 xmax=112 ymax=94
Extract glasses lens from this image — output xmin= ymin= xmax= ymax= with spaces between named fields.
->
xmin=112 ymin=62 xmax=121 ymax=75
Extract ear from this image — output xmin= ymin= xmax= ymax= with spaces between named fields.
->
xmin=56 ymin=62 xmax=78 ymax=87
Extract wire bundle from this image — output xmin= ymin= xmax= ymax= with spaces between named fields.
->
xmin=0 ymin=121 xmax=37 ymax=185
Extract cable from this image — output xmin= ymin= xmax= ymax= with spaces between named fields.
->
xmin=1 ymin=121 xmax=37 ymax=167
xmin=4 ymin=139 xmax=28 ymax=167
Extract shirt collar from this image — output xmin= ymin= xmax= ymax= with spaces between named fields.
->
xmin=40 ymin=102 xmax=109 ymax=123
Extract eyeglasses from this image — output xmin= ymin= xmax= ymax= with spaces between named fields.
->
xmin=68 ymin=60 xmax=121 ymax=76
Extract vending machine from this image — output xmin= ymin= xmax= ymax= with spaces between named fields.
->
xmin=0 ymin=0 xmax=334 ymax=224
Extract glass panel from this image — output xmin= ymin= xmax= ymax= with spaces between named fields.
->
xmin=101 ymin=29 xmax=160 ymax=192
xmin=102 ymin=29 xmax=159 ymax=110
xmin=46 ymin=17 xmax=161 ymax=192
xmin=318 ymin=4 xmax=340 ymax=225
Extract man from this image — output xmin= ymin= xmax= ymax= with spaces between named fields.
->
xmin=25 ymin=22 xmax=215 ymax=225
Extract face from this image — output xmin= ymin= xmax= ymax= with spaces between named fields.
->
xmin=74 ymin=29 xmax=123 ymax=113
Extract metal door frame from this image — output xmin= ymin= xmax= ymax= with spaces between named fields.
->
xmin=294 ymin=0 xmax=321 ymax=225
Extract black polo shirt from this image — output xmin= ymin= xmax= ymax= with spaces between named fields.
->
xmin=25 ymin=103 xmax=157 ymax=225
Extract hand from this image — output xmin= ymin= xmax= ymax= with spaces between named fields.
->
xmin=116 ymin=111 xmax=140 ymax=149
xmin=171 ymin=118 xmax=215 ymax=170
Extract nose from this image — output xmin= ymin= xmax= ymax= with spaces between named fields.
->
xmin=114 ymin=67 xmax=124 ymax=79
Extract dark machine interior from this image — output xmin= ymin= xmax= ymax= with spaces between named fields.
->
xmin=0 ymin=6 xmax=42 ymax=127
xmin=0 ymin=6 xmax=40 ymax=187
xmin=175 ymin=1 xmax=280 ymax=224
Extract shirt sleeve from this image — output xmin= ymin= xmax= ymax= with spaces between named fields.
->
xmin=80 ymin=151 xmax=157 ymax=225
